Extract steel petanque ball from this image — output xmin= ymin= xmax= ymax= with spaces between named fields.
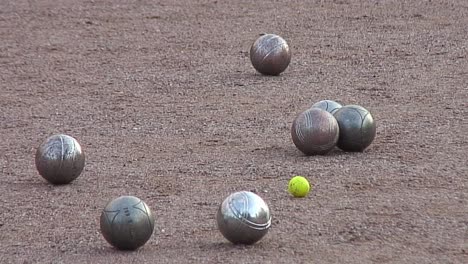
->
xmin=333 ymin=105 xmax=377 ymax=152
xmin=216 ymin=191 xmax=272 ymax=245
xmin=100 ymin=196 xmax=155 ymax=251
xmin=291 ymin=108 xmax=340 ymax=155
xmin=250 ymin=34 xmax=291 ymax=76
xmin=35 ymin=134 xmax=85 ymax=184
xmin=311 ymin=99 xmax=343 ymax=114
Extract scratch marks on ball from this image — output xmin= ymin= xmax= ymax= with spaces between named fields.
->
xmin=250 ymin=34 xmax=291 ymax=75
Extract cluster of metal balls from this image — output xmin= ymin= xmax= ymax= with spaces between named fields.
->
xmin=32 ymin=33 xmax=377 ymax=250
xmin=249 ymin=34 xmax=377 ymax=154
xmin=31 ymin=33 xmax=290 ymax=250
xmin=291 ymin=100 xmax=377 ymax=155
xmin=35 ymin=134 xmax=271 ymax=249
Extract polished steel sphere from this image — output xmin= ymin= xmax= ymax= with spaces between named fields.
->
xmin=216 ymin=191 xmax=271 ymax=245
xmin=291 ymin=108 xmax=340 ymax=155
xmin=35 ymin=134 xmax=85 ymax=184
xmin=311 ymin=99 xmax=343 ymax=115
xmin=100 ymin=196 xmax=155 ymax=251
xmin=250 ymin=34 xmax=291 ymax=76
xmin=333 ymin=105 xmax=376 ymax=152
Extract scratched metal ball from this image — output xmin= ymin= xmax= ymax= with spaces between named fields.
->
xmin=250 ymin=34 xmax=291 ymax=76
xmin=311 ymin=99 xmax=343 ymax=114
xmin=216 ymin=191 xmax=272 ymax=245
xmin=333 ymin=105 xmax=377 ymax=152
xmin=100 ymin=196 xmax=155 ymax=251
xmin=35 ymin=134 xmax=85 ymax=184
xmin=291 ymin=108 xmax=340 ymax=155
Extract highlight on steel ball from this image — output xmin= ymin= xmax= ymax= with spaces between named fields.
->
xmin=216 ymin=191 xmax=272 ymax=245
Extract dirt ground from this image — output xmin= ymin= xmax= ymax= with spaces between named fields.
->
xmin=1 ymin=0 xmax=467 ymax=263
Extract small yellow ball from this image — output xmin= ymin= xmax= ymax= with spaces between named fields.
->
xmin=288 ymin=176 xmax=311 ymax=198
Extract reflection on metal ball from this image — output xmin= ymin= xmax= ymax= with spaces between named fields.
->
xmin=100 ymin=196 xmax=155 ymax=251
xmin=333 ymin=105 xmax=377 ymax=152
xmin=216 ymin=191 xmax=271 ymax=245
xmin=291 ymin=108 xmax=340 ymax=155
xmin=35 ymin=134 xmax=85 ymax=184
xmin=250 ymin=34 xmax=291 ymax=76
xmin=311 ymin=99 xmax=343 ymax=114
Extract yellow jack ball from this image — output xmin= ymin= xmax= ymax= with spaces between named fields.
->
xmin=288 ymin=176 xmax=311 ymax=198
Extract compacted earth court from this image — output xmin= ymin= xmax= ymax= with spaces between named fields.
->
xmin=0 ymin=0 xmax=467 ymax=263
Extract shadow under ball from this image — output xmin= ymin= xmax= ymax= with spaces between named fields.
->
xmin=291 ymin=108 xmax=340 ymax=155
xmin=311 ymin=99 xmax=343 ymax=115
xmin=217 ymin=191 xmax=271 ymax=245
xmin=35 ymin=134 xmax=85 ymax=184
xmin=250 ymin=34 xmax=291 ymax=76
xmin=100 ymin=196 xmax=155 ymax=251
xmin=333 ymin=105 xmax=376 ymax=152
